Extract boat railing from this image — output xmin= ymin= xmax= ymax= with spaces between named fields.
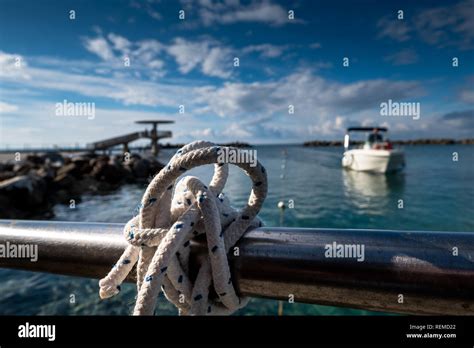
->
xmin=0 ymin=219 xmax=473 ymax=315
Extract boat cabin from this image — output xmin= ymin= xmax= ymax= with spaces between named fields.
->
xmin=344 ymin=127 xmax=393 ymax=150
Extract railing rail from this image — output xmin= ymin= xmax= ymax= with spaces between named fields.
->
xmin=0 ymin=220 xmax=473 ymax=315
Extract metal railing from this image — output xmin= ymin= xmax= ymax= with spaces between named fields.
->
xmin=0 ymin=219 xmax=473 ymax=315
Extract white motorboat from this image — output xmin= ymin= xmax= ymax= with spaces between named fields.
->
xmin=341 ymin=127 xmax=405 ymax=173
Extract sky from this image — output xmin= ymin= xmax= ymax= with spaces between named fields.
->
xmin=0 ymin=0 xmax=473 ymax=147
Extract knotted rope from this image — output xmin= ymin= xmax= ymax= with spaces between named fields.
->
xmin=99 ymin=141 xmax=267 ymax=315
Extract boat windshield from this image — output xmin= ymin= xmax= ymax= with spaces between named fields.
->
xmin=345 ymin=128 xmax=393 ymax=150
xmin=367 ymin=131 xmax=384 ymax=144
xmin=362 ymin=130 xmax=393 ymax=150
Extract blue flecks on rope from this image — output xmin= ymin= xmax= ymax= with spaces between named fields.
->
xmin=98 ymin=140 xmax=267 ymax=316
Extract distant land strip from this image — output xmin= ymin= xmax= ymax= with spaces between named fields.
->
xmin=303 ymin=139 xmax=474 ymax=147
xmin=161 ymin=142 xmax=251 ymax=148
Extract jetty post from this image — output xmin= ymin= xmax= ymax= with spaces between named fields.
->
xmin=135 ymin=120 xmax=174 ymax=156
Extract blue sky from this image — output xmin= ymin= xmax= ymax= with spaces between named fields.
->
xmin=0 ymin=0 xmax=473 ymax=146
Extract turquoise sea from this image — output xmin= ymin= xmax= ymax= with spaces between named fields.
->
xmin=0 ymin=144 xmax=473 ymax=315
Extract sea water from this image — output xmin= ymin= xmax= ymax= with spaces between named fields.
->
xmin=0 ymin=145 xmax=472 ymax=315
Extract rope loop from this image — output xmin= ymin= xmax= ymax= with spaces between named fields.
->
xmin=99 ymin=140 xmax=267 ymax=315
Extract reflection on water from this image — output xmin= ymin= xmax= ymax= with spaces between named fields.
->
xmin=342 ymin=170 xmax=405 ymax=215
xmin=1 ymin=145 xmax=472 ymax=315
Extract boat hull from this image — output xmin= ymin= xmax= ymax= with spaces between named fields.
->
xmin=342 ymin=149 xmax=405 ymax=173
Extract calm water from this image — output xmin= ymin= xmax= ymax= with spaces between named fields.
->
xmin=1 ymin=145 xmax=473 ymax=315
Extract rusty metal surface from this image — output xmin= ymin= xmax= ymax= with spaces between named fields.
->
xmin=0 ymin=220 xmax=473 ymax=315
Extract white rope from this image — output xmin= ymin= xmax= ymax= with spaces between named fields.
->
xmin=98 ymin=140 xmax=268 ymax=315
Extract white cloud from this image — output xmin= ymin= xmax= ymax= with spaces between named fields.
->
xmin=0 ymin=101 xmax=180 ymax=147
xmin=441 ymin=109 xmax=474 ymax=129
xmin=0 ymin=101 xmax=18 ymax=113
xmin=82 ymin=32 xmax=287 ymax=80
xmin=221 ymin=122 xmax=253 ymax=138
xmin=377 ymin=17 xmax=411 ymax=42
xmin=0 ymin=52 xmax=30 ymax=79
xmin=82 ymin=34 xmax=165 ymax=77
xmin=308 ymin=116 xmax=348 ymax=136
xmin=0 ymin=51 xmax=188 ymax=107
xmin=83 ymin=36 xmax=115 ymax=61
xmin=414 ymin=0 xmax=474 ymax=49
xmin=167 ymin=37 xmax=232 ymax=78
xmin=194 ymin=81 xmax=281 ymax=117
xmin=167 ymin=38 xmax=208 ymax=74
xmin=377 ymin=0 xmax=474 ymax=49
xmin=243 ymin=44 xmax=288 ymax=58
xmin=202 ymin=47 xmax=233 ymax=78
xmin=190 ymin=127 xmax=215 ymax=138
xmin=107 ymin=33 xmax=132 ymax=53
xmin=6 ymin=49 xmax=469 ymax=145
xmin=130 ymin=0 xmax=162 ymax=20
xmin=183 ymin=0 xmax=294 ymax=26
xmin=196 ymin=70 xmax=424 ymax=120
xmin=0 ymin=50 xmax=425 ymax=118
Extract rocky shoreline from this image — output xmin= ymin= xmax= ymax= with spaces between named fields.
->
xmin=0 ymin=152 xmax=164 ymax=219
xmin=303 ymin=138 xmax=474 ymax=147
xmin=0 ymin=142 xmax=252 ymax=220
